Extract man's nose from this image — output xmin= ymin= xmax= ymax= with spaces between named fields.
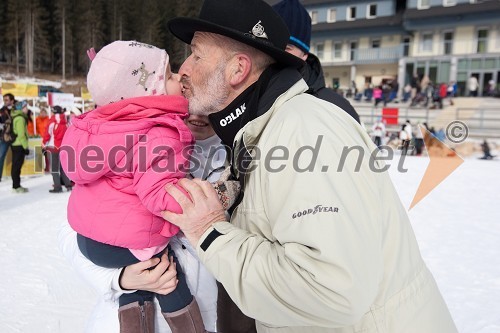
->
xmin=178 ymin=54 xmax=193 ymax=77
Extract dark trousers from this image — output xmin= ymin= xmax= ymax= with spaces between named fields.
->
xmin=47 ymin=150 xmax=72 ymax=188
xmin=11 ymin=145 xmax=26 ymax=189
xmin=217 ymin=282 xmax=256 ymax=333
xmin=0 ymin=141 xmax=10 ymax=180
xmin=401 ymin=139 xmax=411 ymax=156
xmin=77 ymin=234 xmax=193 ymax=312
xmin=374 ymin=136 xmax=382 ymax=148
xmin=414 ymin=138 xmax=424 ymax=155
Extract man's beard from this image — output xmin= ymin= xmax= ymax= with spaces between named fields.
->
xmin=187 ymin=61 xmax=230 ymax=116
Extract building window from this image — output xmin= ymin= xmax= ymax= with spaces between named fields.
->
xmin=497 ymin=26 xmax=500 ymax=48
xmin=309 ymin=11 xmax=318 ymax=25
xmin=327 ymin=8 xmax=337 ymax=23
xmin=371 ymin=38 xmax=381 ymax=48
xmin=403 ymin=36 xmax=411 ymax=56
xmin=333 ymin=42 xmax=342 ymax=58
xmin=477 ymin=29 xmax=488 ymax=53
xmin=443 ymin=0 xmax=456 ymax=6
xmin=418 ymin=0 xmax=430 ymax=9
xmin=420 ymin=33 xmax=433 ymax=52
xmin=443 ymin=31 xmax=453 ymax=55
xmin=347 ymin=6 xmax=356 ymax=21
xmin=316 ymin=43 xmax=324 ymax=59
xmin=350 ymin=41 xmax=358 ymax=61
xmin=367 ymin=4 xmax=377 ymax=19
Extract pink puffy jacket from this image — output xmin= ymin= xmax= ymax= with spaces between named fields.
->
xmin=61 ymin=95 xmax=193 ymax=250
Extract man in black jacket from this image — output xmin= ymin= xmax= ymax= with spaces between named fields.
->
xmin=272 ymin=0 xmax=360 ymax=124
xmin=0 ymin=93 xmax=16 ymax=181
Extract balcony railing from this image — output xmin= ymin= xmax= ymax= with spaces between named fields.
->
xmin=356 ymin=46 xmax=404 ymax=64
xmin=317 ymin=46 xmax=404 ymax=65
xmin=315 ymin=39 xmax=500 ymax=65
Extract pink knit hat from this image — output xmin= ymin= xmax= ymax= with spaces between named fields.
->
xmin=87 ymin=41 xmax=169 ymax=106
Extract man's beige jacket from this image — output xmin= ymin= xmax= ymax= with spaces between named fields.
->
xmin=197 ymin=79 xmax=457 ymax=333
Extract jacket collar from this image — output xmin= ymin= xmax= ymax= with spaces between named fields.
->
xmin=302 ymin=52 xmax=326 ymax=94
xmin=210 ymin=66 xmax=307 ymax=213
xmin=209 ymin=66 xmax=307 ymax=149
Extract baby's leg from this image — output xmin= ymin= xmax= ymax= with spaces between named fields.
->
xmin=158 ymin=245 xmax=207 ymax=332
xmin=76 ymin=234 xmax=156 ymax=333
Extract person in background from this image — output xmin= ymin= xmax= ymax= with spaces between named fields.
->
xmin=373 ymin=85 xmax=383 ymax=107
xmin=400 ymin=119 xmax=413 ymax=155
xmin=402 ymin=83 xmax=412 ymax=103
xmin=0 ymin=93 xmax=16 ymax=181
xmin=487 ymin=80 xmax=496 ymax=97
xmin=36 ymin=109 xmax=51 ymax=172
xmin=26 ymin=109 xmax=35 ymax=137
xmin=272 ymin=0 xmax=360 ymax=124
xmin=36 ymin=108 xmax=50 ymax=139
xmin=439 ymin=82 xmax=448 ymax=108
xmin=480 ymin=139 xmax=494 ymax=160
xmin=42 ymin=105 xmax=73 ymax=193
xmin=389 ymin=78 xmax=399 ymax=102
xmin=414 ymin=122 xmax=425 ymax=156
xmin=468 ymin=75 xmax=479 ymax=97
xmin=371 ymin=117 xmax=385 ymax=148
xmin=10 ymin=100 xmax=30 ymax=193
xmin=447 ymin=81 xmax=456 ymax=106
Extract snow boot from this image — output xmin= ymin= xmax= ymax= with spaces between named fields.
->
xmin=162 ymin=298 xmax=207 ymax=333
xmin=118 ymin=301 xmax=155 ymax=333
xmin=49 ymin=186 xmax=63 ymax=193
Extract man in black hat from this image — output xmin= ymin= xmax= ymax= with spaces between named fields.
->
xmin=162 ymin=1 xmax=457 ymax=332
xmin=271 ymin=0 xmax=360 ymax=124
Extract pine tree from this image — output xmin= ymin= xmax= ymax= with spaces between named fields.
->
xmin=4 ymin=0 xmax=23 ymax=75
xmin=72 ymin=0 xmax=106 ymax=73
xmin=1 ymin=0 xmax=204 ymax=77
xmin=137 ymin=0 xmax=164 ymax=47
xmin=18 ymin=0 xmax=50 ymax=76
xmin=54 ymin=0 xmax=72 ymax=79
xmin=167 ymin=0 xmax=203 ymax=70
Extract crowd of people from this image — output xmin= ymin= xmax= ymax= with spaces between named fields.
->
xmin=0 ymin=92 xmax=75 ymax=193
xmin=353 ymin=75 xmax=458 ymax=110
xmin=3 ymin=1 xmax=462 ymax=333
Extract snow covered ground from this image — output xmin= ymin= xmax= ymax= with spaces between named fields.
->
xmin=0 ymin=155 xmax=499 ymax=333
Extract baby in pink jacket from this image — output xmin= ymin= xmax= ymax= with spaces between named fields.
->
xmin=60 ymin=41 xmax=207 ymax=333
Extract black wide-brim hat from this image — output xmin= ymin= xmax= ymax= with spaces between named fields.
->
xmin=168 ymin=0 xmax=305 ymax=69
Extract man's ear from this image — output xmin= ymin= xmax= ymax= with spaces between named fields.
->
xmin=229 ymin=53 xmax=252 ymax=87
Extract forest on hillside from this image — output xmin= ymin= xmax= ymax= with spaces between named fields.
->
xmin=0 ymin=0 xmax=203 ymax=78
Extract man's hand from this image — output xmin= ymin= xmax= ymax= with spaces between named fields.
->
xmin=162 ymin=178 xmax=227 ymax=247
xmin=120 ymin=253 xmax=178 ymax=295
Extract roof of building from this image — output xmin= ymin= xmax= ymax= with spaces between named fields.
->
xmin=265 ymin=0 xmax=347 ymax=6
xmin=301 ymin=0 xmax=347 ymax=4
xmin=405 ymin=0 xmax=500 ymax=20
xmin=312 ymin=12 xmax=403 ymax=32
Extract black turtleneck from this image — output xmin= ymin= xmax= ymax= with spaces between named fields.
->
xmin=208 ymin=65 xmax=302 ymax=148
